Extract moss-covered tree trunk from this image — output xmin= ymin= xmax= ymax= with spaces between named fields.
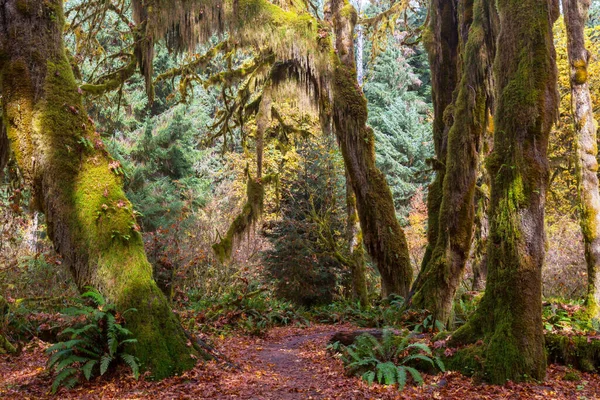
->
xmin=449 ymin=0 xmax=559 ymax=384
xmin=562 ymin=0 xmax=600 ymax=318
xmin=0 ymin=0 xmax=195 ymax=378
xmin=330 ymin=0 xmax=412 ymax=298
xmin=471 ymin=171 xmax=490 ymax=291
xmin=345 ymin=171 xmax=369 ymax=307
xmin=0 ymin=295 xmax=16 ymax=354
xmin=417 ymin=0 xmax=459 ymax=272
xmin=408 ymin=0 xmax=495 ymax=324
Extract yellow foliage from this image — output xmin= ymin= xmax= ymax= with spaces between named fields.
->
xmin=547 ymin=19 xmax=600 ymax=224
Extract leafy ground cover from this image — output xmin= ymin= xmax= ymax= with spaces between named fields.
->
xmin=2 ymin=323 xmax=600 ymax=399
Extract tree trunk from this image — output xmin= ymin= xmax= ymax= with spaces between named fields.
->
xmin=408 ymin=0 xmax=495 ymax=324
xmin=471 ymin=175 xmax=490 ymax=292
xmin=418 ymin=0 xmax=459 ymax=272
xmin=0 ymin=0 xmax=195 ymax=378
xmin=450 ymin=0 xmax=559 ymax=383
xmin=562 ymin=0 xmax=600 ymax=319
xmin=345 ymin=171 xmax=369 ymax=307
xmin=330 ymin=0 xmax=412 ymax=298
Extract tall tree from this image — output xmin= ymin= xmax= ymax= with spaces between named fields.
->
xmin=417 ymin=0 xmax=459 ymax=272
xmin=450 ymin=0 xmax=559 ymax=383
xmin=345 ymin=172 xmax=369 ymax=307
xmin=0 ymin=0 xmax=196 ymax=378
xmin=562 ymin=0 xmax=600 ymax=318
xmin=329 ymin=0 xmax=413 ymax=297
xmin=408 ymin=0 xmax=496 ymax=324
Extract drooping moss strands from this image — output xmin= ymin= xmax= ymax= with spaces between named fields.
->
xmin=418 ymin=0 xmax=459 ymax=272
xmin=0 ymin=0 xmax=198 ymax=378
xmin=562 ymin=0 xmax=600 ymax=319
xmin=212 ymin=172 xmax=278 ymax=262
xmin=449 ymin=0 xmax=559 ymax=384
xmin=329 ymin=0 xmax=412 ymax=297
xmin=408 ymin=0 xmax=495 ymax=325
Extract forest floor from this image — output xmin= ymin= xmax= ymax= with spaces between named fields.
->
xmin=1 ymin=323 xmax=600 ymax=399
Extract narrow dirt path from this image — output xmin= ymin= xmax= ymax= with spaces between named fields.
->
xmin=3 ymin=324 xmax=600 ymax=399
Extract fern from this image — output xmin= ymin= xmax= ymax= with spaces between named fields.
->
xmin=335 ymin=328 xmax=444 ymax=391
xmin=45 ymin=290 xmax=140 ymax=393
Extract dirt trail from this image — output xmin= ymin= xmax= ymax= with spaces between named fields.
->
xmin=3 ymin=324 xmax=600 ymax=399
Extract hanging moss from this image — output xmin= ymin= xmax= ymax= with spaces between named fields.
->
xmin=330 ymin=0 xmax=412 ymax=297
xmin=409 ymin=0 xmax=492 ymax=324
xmin=79 ymin=54 xmax=137 ymax=95
xmin=212 ymin=173 xmax=277 ymax=262
xmin=0 ymin=0 xmax=196 ymax=379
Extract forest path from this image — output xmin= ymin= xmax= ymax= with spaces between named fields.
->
xmin=210 ymin=324 xmax=373 ymax=399
xmin=3 ymin=324 xmax=600 ymax=399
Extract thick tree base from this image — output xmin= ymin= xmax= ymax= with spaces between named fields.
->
xmin=443 ymin=333 xmax=600 ymax=381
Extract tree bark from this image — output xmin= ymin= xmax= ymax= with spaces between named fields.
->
xmin=418 ymin=0 xmax=459 ymax=272
xmin=450 ymin=0 xmax=559 ymax=383
xmin=408 ymin=0 xmax=495 ymax=324
xmin=0 ymin=0 xmax=196 ymax=378
xmin=345 ymin=171 xmax=369 ymax=307
xmin=562 ymin=0 xmax=600 ymax=318
xmin=330 ymin=0 xmax=412 ymax=298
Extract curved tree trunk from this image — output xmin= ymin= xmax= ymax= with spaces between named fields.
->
xmin=330 ymin=0 xmax=412 ymax=298
xmin=0 ymin=0 xmax=195 ymax=378
xmin=450 ymin=0 xmax=559 ymax=383
xmin=409 ymin=0 xmax=495 ymax=324
xmin=562 ymin=0 xmax=600 ymax=319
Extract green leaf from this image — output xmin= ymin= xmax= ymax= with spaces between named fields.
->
xmin=404 ymin=366 xmax=423 ymax=386
xmin=82 ymin=359 xmax=98 ymax=381
xmin=120 ymin=354 xmax=140 ymax=379
xmin=402 ymin=353 xmax=434 ymax=366
xmin=396 ymin=366 xmax=407 ymax=391
xmin=51 ymin=367 xmax=78 ymax=394
xmin=406 ymin=342 xmax=432 ymax=355
xmin=362 ymin=370 xmax=375 ymax=385
xmin=82 ymin=289 xmax=106 ymax=306
xmin=100 ymin=354 xmax=113 ymax=375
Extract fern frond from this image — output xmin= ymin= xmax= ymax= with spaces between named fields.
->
xmin=396 ymin=366 xmax=407 ymax=390
xmin=100 ymin=354 xmax=113 ymax=375
xmin=82 ymin=289 xmax=106 ymax=306
xmin=406 ymin=342 xmax=432 ymax=355
xmin=362 ymin=370 xmax=375 ymax=385
xmin=404 ymin=366 xmax=424 ymax=386
xmin=82 ymin=359 xmax=98 ymax=381
xmin=120 ymin=354 xmax=140 ymax=379
xmin=402 ymin=353 xmax=434 ymax=366
xmin=51 ymin=367 xmax=78 ymax=394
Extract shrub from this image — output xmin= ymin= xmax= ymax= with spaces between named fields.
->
xmin=334 ymin=328 xmax=444 ymax=390
xmin=46 ymin=289 xmax=139 ymax=393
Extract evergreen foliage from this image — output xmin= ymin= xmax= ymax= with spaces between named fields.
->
xmin=363 ymin=37 xmax=433 ymax=218
xmin=262 ymin=137 xmax=348 ymax=307
xmin=46 ymin=289 xmax=139 ymax=393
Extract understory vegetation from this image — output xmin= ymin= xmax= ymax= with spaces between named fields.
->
xmin=2 ymin=0 xmax=600 ymax=397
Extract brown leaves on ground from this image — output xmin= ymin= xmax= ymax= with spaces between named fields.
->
xmin=1 ymin=324 xmax=599 ymax=399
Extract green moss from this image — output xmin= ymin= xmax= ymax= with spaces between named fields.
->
xmin=80 ymin=55 xmax=137 ymax=95
xmin=213 ymin=174 xmax=277 ymax=262
xmin=546 ymin=333 xmax=600 ymax=372
xmin=563 ymin=370 xmax=581 ymax=381
xmin=443 ymin=344 xmax=484 ymax=377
